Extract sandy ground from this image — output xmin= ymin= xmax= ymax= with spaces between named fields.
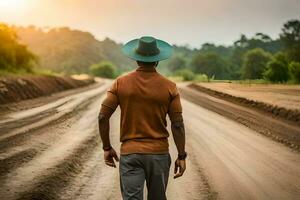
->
xmin=180 ymin=86 xmax=300 ymax=150
xmin=197 ymin=82 xmax=300 ymax=111
xmin=0 ymin=80 xmax=300 ymax=200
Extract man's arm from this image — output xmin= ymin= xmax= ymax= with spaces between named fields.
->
xmin=171 ymin=120 xmax=186 ymax=156
xmin=99 ymin=80 xmax=120 ymax=168
xmin=171 ymin=117 xmax=187 ymax=179
xmin=168 ymin=87 xmax=187 ymax=179
xmin=98 ymin=111 xmax=112 ymax=150
xmin=98 ymin=109 xmax=119 ymax=168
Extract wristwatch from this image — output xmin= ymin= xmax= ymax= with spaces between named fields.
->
xmin=103 ymin=146 xmax=112 ymax=151
xmin=178 ymin=152 xmax=187 ymax=160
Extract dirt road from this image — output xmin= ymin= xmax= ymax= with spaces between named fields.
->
xmin=0 ymin=80 xmax=299 ymax=200
xmin=196 ymin=82 xmax=300 ymax=110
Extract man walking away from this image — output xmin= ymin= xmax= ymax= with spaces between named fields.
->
xmin=98 ymin=36 xmax=187 ymax=200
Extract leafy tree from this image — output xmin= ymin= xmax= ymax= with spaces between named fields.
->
xmin=191 ymin=52 xmax=228 ymax=79
xmin=280 ymin=19 xmax=300 ymax=62
xmin=89 ymin=61 xmax=116 ymax=78
xmin=264 ymin=52 xmax=290 ymax=83
xmin=0 ymin=23 xmax=36 ymax=72
xmin=273 ymin=52 xmax=289 ymax=66
xmin=241 ymin=48 xmax=272 ymax=79
xmin=233 ymin=33 xmax=282 ymax=54
xmin=263 ymin=60 xmax=289 ymax=83
xmin=200 ymin=43 xmax=234 ymax=58
xmin=174 ymin=69 xmax=195 ymax=81
xmin=167 ymin=56 xmax=186 ymax=72
xmin=197 ymin=43 xmax=238 ymax=79
xmin=289 ymin=62 xmax=300 ymax=83
xmin=231 ymin=33 xmax=282 ymax=77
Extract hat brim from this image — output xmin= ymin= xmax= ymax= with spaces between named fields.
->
xmin=122 ymin=39 xmax=173 ymax=62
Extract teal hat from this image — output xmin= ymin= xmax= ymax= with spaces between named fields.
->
xmin=122 ymin=36 xmax=173 ymax=62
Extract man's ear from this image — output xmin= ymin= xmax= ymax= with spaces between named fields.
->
xmin=155 ymin=61 xmax=159 ymax=67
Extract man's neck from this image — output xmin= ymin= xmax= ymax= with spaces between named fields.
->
xmin=136 ymin=65 xmax=157 ymax=72
xmin=138 ymin=65 xmax=156 ymax=68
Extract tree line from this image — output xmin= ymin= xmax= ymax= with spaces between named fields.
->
xmin=1 ymin=20 xmax=299 ymax=83
xmin=0 ymin=24 xmax=37 ymax=74
xmin=164 ymin=19 xmax=300 ymax=83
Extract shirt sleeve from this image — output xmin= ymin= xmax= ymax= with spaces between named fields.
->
xmin=100 ymin=80 xmax=119 ymax=116
xmin=168 ymin=85 xmax=183 ymax=123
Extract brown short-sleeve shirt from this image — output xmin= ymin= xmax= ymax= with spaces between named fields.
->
xmin=100 ymin=66 xmax=183 ymax=155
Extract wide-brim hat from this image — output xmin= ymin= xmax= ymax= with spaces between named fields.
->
xmin=122 ymin=36 xmax=173 ymax=62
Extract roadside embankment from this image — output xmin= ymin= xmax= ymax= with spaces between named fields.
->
xmin=181 ymin=84 xmax=300 ymax=151
xmin=188 ymin=83 xmax=300 ymax=126
xmin=0 ymin=75 xmax=95 ymax=105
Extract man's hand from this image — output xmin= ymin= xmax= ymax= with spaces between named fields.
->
xmin=174 ymin=158 xmax=186 ymax=179
xmin=104 ymin=148 xmax=119 ymax=168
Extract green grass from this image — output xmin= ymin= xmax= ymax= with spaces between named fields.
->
xmin=166 ymin=75 xmax=299 ymax=85
xmin=209 ymin=79 xmax=268 ymax=84
xmin=208 ymin=79 xmax=299 ymax=85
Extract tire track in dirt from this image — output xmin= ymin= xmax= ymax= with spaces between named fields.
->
xmin=0 ymin=122 xmax=99 ymax=199
xmin=167 ymin=144 xmax=217 ymax=200
xmin=0 ymin=88 xmax=108 ymax=182
xmin=185 ymin=129 xmax=219 ymax=200
xmin=164 ymin=118 xmax=216 ymax=200
xmin=0 ymin=81 xmax=110 ymax=143
xmin=0 ymin=103 xmax=95 ymax=183
xmin=60 ymin=108 xmax=122 ymax=200
xmin=181 ymin=98 xmax=300 ymax=199
xmin=0 ymin=96 xmax=97 ymax=153
xmin=0 ymin=81 xmax=102 ymax=115
xmin=180 ymin=86 xmax=300 ymax=151
xmin=188 ymin=83 xmax=300 ymax=125
xmin=0 ymin=86 xmax=111 ymax=200
xmin=0 ymin=108 xmax=59 ymax=133
xmin=59 ymin=151 xmax=106 ymax=200
xmin=0 ymin=148 xmax=38 ymax=178
xmin=16 ymin=134 xmax=100 ymax=200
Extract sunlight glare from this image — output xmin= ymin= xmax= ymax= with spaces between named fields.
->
xmin=0 ymin=0 xmax=27 ymax=11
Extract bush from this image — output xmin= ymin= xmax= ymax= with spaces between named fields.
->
xmin=194 ymin=74 xmax=209 ymax=82
xmin=263 ymin=60 xmax=289 ymax=82
xmin=174 ymin=69 xmax=195 ymax=81
xmin=273 ymin=52 xmax=289 ymax=65
xmin=89 ymin=61 xmax=116 ymax=78
xmin=191 ymin=52 xmax=227 ymax=79
xmin=242 ymin=48 xmax=272 ymax=79
xmin=289 ymin=62 xmax=300 ymax=83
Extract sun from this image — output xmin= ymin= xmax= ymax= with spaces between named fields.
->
xmin=0 ymin=0 xmax=27 ymax=11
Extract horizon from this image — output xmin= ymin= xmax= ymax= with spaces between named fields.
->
xmin=0 ymin=0 xmax=299 ymax=48
xmin=3 ymin=22 xmax=294 ymax=49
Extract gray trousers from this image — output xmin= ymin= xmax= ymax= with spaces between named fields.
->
xmin=119 ymin=153 xmax=171 ymax=200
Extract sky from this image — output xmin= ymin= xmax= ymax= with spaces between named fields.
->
xmin=0 ymin=0 xmax=299 ymax=47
